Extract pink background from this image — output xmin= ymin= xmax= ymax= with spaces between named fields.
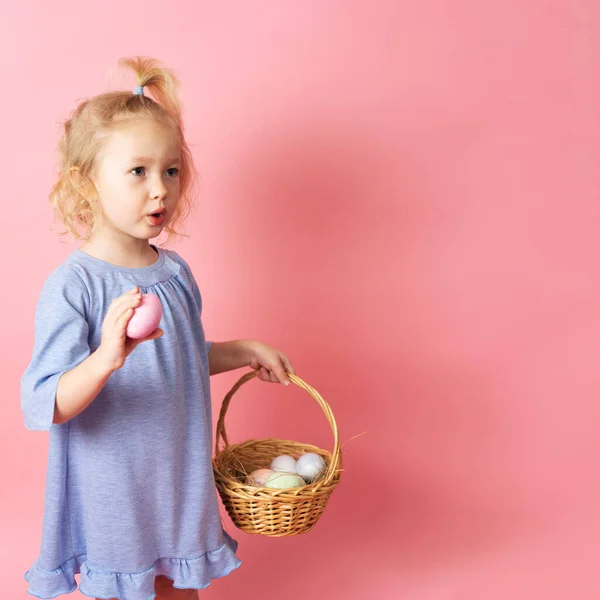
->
xmin=2 ymin=1 xmax=600 ymax=598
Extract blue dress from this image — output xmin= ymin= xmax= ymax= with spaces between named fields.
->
xmin=21 ymin=245 xmax=242 ymax=600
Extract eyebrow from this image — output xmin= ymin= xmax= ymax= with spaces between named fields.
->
xmin=129 ymin=156 xmax=181 ymax=164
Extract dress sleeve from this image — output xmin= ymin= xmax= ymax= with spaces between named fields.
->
xmin=191 ymin=278 xmax=213 ymax=355
xmin=21 ymin=266 xmax=91 ymax=431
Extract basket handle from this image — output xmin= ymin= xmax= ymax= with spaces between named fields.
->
xmin=214 ymin=371 xmax=341 ymax=486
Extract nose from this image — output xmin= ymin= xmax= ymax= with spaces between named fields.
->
xmin=150 ymin=174 xmax=168 ymax=200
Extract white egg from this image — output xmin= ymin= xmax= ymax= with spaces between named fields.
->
xmin=270 ymin=454 xmax=297 ymax=474
xmin=296 ymin=452 xmax=326 ymax=481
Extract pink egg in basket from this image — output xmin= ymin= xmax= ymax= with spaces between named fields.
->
xmin=126 ymin=294 xmax=162 ymax=339
xmin=247 ymin=468 xmax=274 ymax=487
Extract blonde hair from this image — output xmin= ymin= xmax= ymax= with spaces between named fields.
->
xmin=49 ymin=56 xmax=198 ymax=244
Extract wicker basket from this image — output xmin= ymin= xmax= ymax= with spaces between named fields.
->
xmin=212 ymin=371 xmax=342 ymax=537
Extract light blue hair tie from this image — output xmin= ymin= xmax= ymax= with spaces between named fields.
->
xmin=133 ymin=85 xmax=144 ymax=96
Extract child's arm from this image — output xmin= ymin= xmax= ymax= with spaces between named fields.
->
xmin=207 ymin=340 xmax=251 ymax=376
xmin=54 ymin=286 xmax=163 ymax=424
xmin=207 ymin=339 xmax=294 ymax=385
xmin=53 ymin=350 xmax=115 ymax=424
xmin=21 ymin=276 xmax=161 ymax=430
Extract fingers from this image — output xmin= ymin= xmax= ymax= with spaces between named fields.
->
xmin=274 ymin=362 xmax=291 ymax=386
xmin=134 ymin=328 xmax=164 ymax=345
xmin=113 ymin=290 xmax=143 ymax=329
xmin=141 ymin=328 xmax=164 ymax=342
xmin=117 ymin=306 xmax=136 ymax=332
xmin=258 ymin=364 xmax=292 ymax=386
xmin=111 ymin=287 xmax=140 ymax=312
xmin=108 ymin=287 xmax=140 ymax=315
xmin=107 ymin=291 xmax=142 ymax=323
xmin=273 ymin=353 xmax=294 ymax=385
xmin=125 ymin=328 xmax=163 ymax=355
xmin=281 ymin=354 xmax=296 ymax=376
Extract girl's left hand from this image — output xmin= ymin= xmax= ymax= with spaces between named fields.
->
xmin=245 ymin=341 xmax=295 ymax=386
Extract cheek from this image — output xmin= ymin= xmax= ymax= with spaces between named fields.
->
xmin=97 ymin=180 xmax=141 ymax=215
xmin=168 ymin=179 xmax=181 ymax=198
xmin=98 ymin=176 xmax=130 ymax=200
xmin=119 ymin=179 xmax=146 ymax=205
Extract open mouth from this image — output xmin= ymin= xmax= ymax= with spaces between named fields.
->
xmin=147 ymin=210 xmax=166 ymax=226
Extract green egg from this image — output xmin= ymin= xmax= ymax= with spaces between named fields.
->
xmin=264 ymin=472 xmax=307 ymax=489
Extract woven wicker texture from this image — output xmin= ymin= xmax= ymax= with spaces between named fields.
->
xmin=212 ymin=371 xmax=342 ymax=537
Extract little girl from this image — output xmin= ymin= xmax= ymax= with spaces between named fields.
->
xmin=21 ymin=56 xmax=295 ymax=600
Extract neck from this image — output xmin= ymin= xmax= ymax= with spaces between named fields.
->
xmin=79 ymin=229 xmax=159 ymax=268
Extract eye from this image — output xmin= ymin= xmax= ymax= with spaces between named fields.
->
xmin=166 ymin=167 xmax=179 ymax=177
xmin=131 ymin=167 xmax=145 ymax=176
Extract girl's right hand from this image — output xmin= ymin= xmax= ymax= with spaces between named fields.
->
xmin=96 ymin=286 xmax=164 ymax=372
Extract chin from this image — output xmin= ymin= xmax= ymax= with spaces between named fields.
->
xmin=125 ymin=230 xmax=157 ymax=242
xmin=140 ymin=224 xmax=166 ymax=239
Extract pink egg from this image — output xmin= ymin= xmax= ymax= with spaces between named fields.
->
xmin=126 ymin=294 xmax=162 ymax=339
xmin=247 ymin=468 xmax=274 ymax=487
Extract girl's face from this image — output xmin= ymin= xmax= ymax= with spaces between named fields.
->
xmin=90 ymin=117 xmax=182 ymax=241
